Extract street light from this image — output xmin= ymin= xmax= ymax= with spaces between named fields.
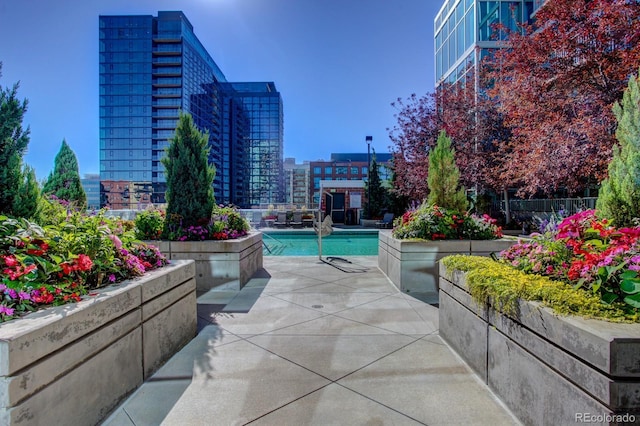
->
xmin=365 ymin=135 xmax=372 ymax=219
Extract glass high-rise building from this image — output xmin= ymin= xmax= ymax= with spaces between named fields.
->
xmin=222 ymin=82 xmax=284 ymax=206
xmin=99 ymin=11 xmax=283 ymax=209
xmin=434 ymin=0 xmax=538 ymax=87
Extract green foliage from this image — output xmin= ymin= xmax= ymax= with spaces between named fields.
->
xmin=500 ymin=209 xmax=640 ymax=313
xmin=597 ymin=70 xmax=640 ymax=226
xmin=427 ymin=131 xmax=468 ymax=212
xmin=442 ymin=255 xmax=636 ymax=323
xmin=165 ymin=205 xmax=250 ymax=241
xmin=162 ymin=112 xmax=215 ymax=236
xmin=134 ymin=209 xmax=165 ymax=240
xmin=364 ymin=151 xmax=390 ymax=219
xmin=387 ymin=168 xmax=411 ymax=217
xmin=0 ymin=66 xmax=30 ymax=215
xmin=0 ymin=203 xmax=169 ymax=322
xmin=12 ymin=165 xmax=40 ymax=219
xmin=392 ymin=202 xmax=502 ymax=240
xmin=42 ymin=140 xmax=87 ymax=209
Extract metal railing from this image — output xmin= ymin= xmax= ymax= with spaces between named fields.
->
xmin=506 ymin=197 xmax=597 ymax=215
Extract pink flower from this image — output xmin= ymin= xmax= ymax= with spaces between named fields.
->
xmin=2 ymin=255 xmax=19 ymax=267
xmin=109 ymin=234 xmax=123 ymax=250
xmin=0 ymin=305 xmax=15 ymax=316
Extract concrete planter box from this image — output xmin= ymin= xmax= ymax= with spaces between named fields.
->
xmin=439 ymin=265 xmax=640 ymax=425
xmin=378 ymin=231 xmax=516 ymax=303
xmin=146 ymin=231 xmax=263 ymax=292
xmin=0 ymin=260 xmax=197 ymax=426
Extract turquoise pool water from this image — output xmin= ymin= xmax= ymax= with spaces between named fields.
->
xmin=262 ymin=231 xmax=379 ymax=256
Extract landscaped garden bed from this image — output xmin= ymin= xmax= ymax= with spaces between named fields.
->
xmin=145 ymin=231 xmax=263 ymax=291
xmin=439 ymin=258 xmax=640 ymax=425
xmin=378 ymin=232 xmax=516 ymax=302
xmin=377 ymin=200 xmax=511 ymax=303
xmin=136 ymin=204 xmax=262 ymax=292
xmin=438 ymin=208 xmax=640 ymax=425
xmin=0 ymin=259 xmax=196 ymax=426
xmin=0 ymin=200 xmax=197 ymax=425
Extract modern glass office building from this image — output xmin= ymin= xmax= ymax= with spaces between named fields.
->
xmin=222 ymin=82 xmax=284 ymax=207
xmin=434 ymin=0 xmax=542 ymax=87
xmin=99 ymin=11 xmax=283 ymax=208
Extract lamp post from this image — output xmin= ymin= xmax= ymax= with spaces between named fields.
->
xmin=365 ymin=135 xmax=372 ymax=219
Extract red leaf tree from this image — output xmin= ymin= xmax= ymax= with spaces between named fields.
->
xmin=486 ymin=0 xmax=640 ymax=196
xmin=388 ymin=70 xmax=508 ymax=203
xmin=388 ymin=93 xmax=437 ymax=202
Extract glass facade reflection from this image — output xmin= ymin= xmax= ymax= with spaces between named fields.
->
xmin=221 ymin=82 xmax=284 ymax=206
xmin=99 ymin=11 xmax=283 ymax=208
xmin=435 ymin=0 xmax=535 ymax=86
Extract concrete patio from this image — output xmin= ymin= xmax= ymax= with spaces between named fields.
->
xmin=103 ymin=256 xmax=520 ymax=425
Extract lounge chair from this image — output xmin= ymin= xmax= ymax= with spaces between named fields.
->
xmin=290 ymin=211 xmax=303 ymax=228
xmin=376 ymin=213 xmax=394 ymax=229
xmin=274 ymin=211 xmax=287 ymax=228
xmin=251 ymin=211 xmax=263 ymax=229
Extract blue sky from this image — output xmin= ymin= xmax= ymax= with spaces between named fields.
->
xmin=0 ymin=0 xmax=440 ymax=180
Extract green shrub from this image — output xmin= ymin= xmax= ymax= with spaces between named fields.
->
xmin=162 ymin=112 xmax=215 ymax=236
xmin=596 ymin=69 xmax=640 ymax=227
xmin=164 ymin=205 xmax=250 ymax=241
xmin=392 ymin=202 xmax=501 ymax=240
xmin=134 ymin=209 xmax=165 ymax=240
xmin=0 ymin=199 xmax=168 ymax=322
xmin=427 ymin=130 xmax=468 ymax=212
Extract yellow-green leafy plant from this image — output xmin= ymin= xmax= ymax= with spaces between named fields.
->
xmin=442 ymin=255 xmax=636 ymax=323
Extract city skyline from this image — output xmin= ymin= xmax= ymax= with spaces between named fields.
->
xmin=0 ymin=0 xmax=439 ymax=180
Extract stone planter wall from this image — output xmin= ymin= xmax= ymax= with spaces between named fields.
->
xmin=0 ymin=260 xmax=196 ymax=426
xmin=439 ymin=265 xmax=640 ymax=425
xmin=146 ymin=231 xmax=263 ymax=292
xmin=378 ymin=231 xmax=516 ymax=303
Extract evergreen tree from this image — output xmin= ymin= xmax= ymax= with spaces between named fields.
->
xmin=162 ymin=112 xmax=215 ymax=234
xmin=427 ymin=130 xmax=468 ymax=211
xmin=42 ymin=139 xmax=87 ymax=209
xmin=0 ymin=63 xmax=30 ymax=215
xmin=364 ymin=151 xmax=389 ymax=219
xmin=388 ymin=167 xmax=411 ymax=217
xmin=596 ymin=70 xmax=640 ymax=226
xmin=12 ymin=165 xmax=40 ymax=219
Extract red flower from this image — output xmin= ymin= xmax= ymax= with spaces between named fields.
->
xmin=76 ymin=254 xmax=93 ymax=272
xmin=60 ymin=262 xmax=74 ymax=275
xmin=3 ymin=255 xmax=19 ymax=267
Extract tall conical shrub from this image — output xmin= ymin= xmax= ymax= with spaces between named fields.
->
xmin=12 ymin=165 xmax=40 ymax=219
xmin=596 ymin=70 xmax=640 ymax=226
xmin=0 ymin=65 xmax=30 ymax=215
xmin=43 ymin=139 xmax=86 ymax=209
xmin=427 ymin=130 xmax=468 ymax=211
xmin=162 ymin=112 xmax=215 ymax=235
xmin=364 ymin=151 xmax=389 ymax=219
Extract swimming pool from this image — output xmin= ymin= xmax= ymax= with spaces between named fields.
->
xmin=262 ymin=231 xmax=379 ymax=256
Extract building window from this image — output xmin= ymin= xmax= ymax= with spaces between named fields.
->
xmin=479 ymin=1 xmax=500 ymax=41
xmin=324 ymin=166 xmax=332 ymax=175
